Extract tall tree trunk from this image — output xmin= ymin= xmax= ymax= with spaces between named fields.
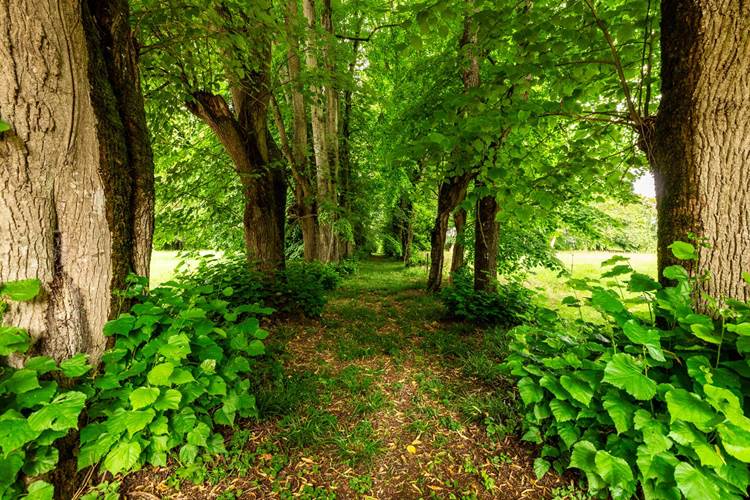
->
xmin=426 ymin=2 xmax=479 ymax=292
xmin=474 ymin=184 xmax=499 ymax=291
xmin=303 ymin=0 xmax=337 ymax=262
xmin=652 ymin=0 xmax=750 ymax=303
xmin=284 ymin=0 xmax=319 ymax=261
xmin=0 ymin=0 xmax=154 ymax=362
xmin=339 ymin=31 xmax=361 ymax=259
xmin=427 ymin=173 xmax=472 ymax=291
xmin=398 ymin=196 xmax=414 ymax=265
xmin=450 ymin=207 xmax=467 ymax=274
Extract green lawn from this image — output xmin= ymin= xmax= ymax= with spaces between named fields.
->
xmin=528 ymin=250 xmax=657 ymax=321
xmin=150 ymin=250 xmax=224 ymax=286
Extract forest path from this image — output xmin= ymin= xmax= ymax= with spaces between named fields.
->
xmin=122 ymin=258 xmax=572 ymax=499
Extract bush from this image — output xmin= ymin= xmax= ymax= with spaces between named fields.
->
xmin=440 ymin=267 xmax=540 ymax=325
xmin=77 ymin=275 xmax=271 ymax=476
xmin=503 ymin=242 xmax=750 ymax=499
xmin=0 ymin=279 xmax=90 ymax=498
xmin=177 ymin=254 xmax=352 ymax=318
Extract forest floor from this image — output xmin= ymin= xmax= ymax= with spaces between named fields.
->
xmin=114 ymin=258 xmax=593 ymax=499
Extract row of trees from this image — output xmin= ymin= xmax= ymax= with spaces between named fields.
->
xmin=0 ymin=0 xmax=748 ymax=363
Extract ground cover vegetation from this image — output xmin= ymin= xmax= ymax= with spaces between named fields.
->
xmin=1 ymin=0 xmax=749 ymax=498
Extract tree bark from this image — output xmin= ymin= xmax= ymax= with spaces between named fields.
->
xmin=652 ymin=0 xmax=750 ymax=303
xmin=302 ymin=0 xmax=337 ymax=262
xmin=398 ymin=196 xmax=414 ymax=265
xmin=0 ymin=0 xmax=154 ymax=362
xmin=427 ymin=173 xmax=472 ymax=291
xmin=450 ymin=207 xmax=467 ymax=274
xmin=283 ymin=0 xmax=319 ymax=261
xmin=474 ymin=184 xmax=499 ymax=291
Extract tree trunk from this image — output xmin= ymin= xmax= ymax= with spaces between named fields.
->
xmin=652 ymin=0 xmax=750 ymax=303
xmin=450 ymin=207 xmax=467 ymax=274
xmin=0 ymin=0 xmax=154 ymax=363
xmin=427 ymin=173 xmax=472 ymax=291
xmin=474 ymin=185 xmax=499 ymax=291
xmin=398 ymin=196 xmax=415 ymax=265
xmin=284 ymin=0 xmax=319 ymax=261
xmin=302 ymin=0 xmax=337 ymax=262
xmin=339 ymin=30 xmax=361 ymax=260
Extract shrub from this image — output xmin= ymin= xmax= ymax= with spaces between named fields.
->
xmin=0 ymin=279 xmax=90 ymax=498
xmin=503 ymin=242 xmax=750 ymax=499
xmin=440 ymin=267 xmax=540 ymax=325
xmin=76 ymin=276 xmax=271 ymax=476
xmin=178 ymin=254 xmax=351 ymax=318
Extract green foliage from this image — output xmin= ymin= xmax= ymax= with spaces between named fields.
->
xmin=0 ymin=280 xmax=89 ymax=499
xmin=504 ymin=243 xmax=750 ymax=499
xmin=77 ymin=275 xmax=271 ymax=476
xmin=440 ymin=267 xmax=540 ymax=326
xmin=177 ymin=254 xmax=352 ymax=318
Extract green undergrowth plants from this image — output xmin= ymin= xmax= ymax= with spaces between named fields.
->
xmin=504 ymin=242 xmax=750 ymax=499
xmin=440 ymin=267 xmax=545 ymax=325
xmin=0 ymin=279 xmax=91 ymax=499
xmin=177 ymin=253 xmax=355 ymax=318
xmin=76 ymin=275 xmax=272 ymax=477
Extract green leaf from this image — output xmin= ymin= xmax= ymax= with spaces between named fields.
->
xmin=179 ymin=443 xmax=198 ymax=464
xmin=129 ymin=387 xmax=160 ymax=410
xmin=603 ymin=354 xmax=656 ymax=400
xmin=591 ymin=289 xmax=625 ymax=313
xmin=158 ymin=333 xmax=191 ymax=360
xmin=622 ymin=320 xmax=664 ymax=361
xmin=674 ymin=462 xmax=722 ymax=500
xmin=59 ymin=354 xmax=92 ymax=378
xmin=595 ymin=450 xmax=634 ymax=497
xmin=147 ymin=362 xmax=174 ymax=386
xmin=517 ymin=377 xmax=544 ymax=405
xmin=106 ymin=409 xmax=155 ymax=437
xmin=665 ymin=389 xmax=716 ymax=426
xmin=103 ymin=314 xmax=136 ymax=336
xmin=23 ymin=357 xmax=57 ymax=375
xmin=663 ymin=265 xmax=689 ymax=281
xmin=27 ymin=391 xmax=86 ymax=432
xmin=5 ymin=369 xmax=40 ymax=394
xmin=717 ymin=423 xmax=750 ymax=462
xmin=569 ymin=441 xmax=605 ymax=491
xmin=22 ymin=445 xmax=58 ymax=476
xmin=77 ymin=432 xmax=117 ymax=470
xmin=153 ymin=388 xmax=182 ymax=410
xmin=187 ymin=422 xmax=210 ymax=447
xmin=549 ymin=399 xmax=577 ymax=422
xmin=603 ymin=390 xmax=634 ymax=434
xmin=0 ymin=327 xmax=31 ymax=355
xmin=0 ymin=417 xmax=39 ymax=454
xmin=0 ymin=120 xmax=11 ymax=133
xmin=23 ymin=480 xmax=54 ymax=500
xmin=102 ymin=440 xmax=141 ymax=475
xmin=533 ymin=457 xmax=551 ymax=479
xmin=559 ymin=374 xmax=593 ymax=406
xmin=628 ymin=273 xmax=661 ymax=292
xmin=669 ymin=241 xmax=698 ymax=261
xmin=1 ymin=279 xmax=41 ymax=301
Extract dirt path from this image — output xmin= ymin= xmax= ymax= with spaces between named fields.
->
xmin=120 ymin=259 xmax=573 ymax=499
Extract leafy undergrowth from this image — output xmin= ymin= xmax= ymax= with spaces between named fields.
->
xmin=98 ymin=258 xmax=579 ymax=499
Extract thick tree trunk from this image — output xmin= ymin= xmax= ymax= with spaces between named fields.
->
xmin=450 ymin=207 xmax=467 ymax=274
xmin=474 ymin=185 xmax=499 ymax=291
xmin=652 ymin=0 xmax=750 ymax=303
xmin=0 ymin=0 xmax=154 ymax=362
xmin=339 ymin=33 xmax=361 ymax=260
xmin=427 ymin=173 xmax=472 ymax=291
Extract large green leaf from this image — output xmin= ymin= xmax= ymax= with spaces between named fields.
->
xmin=717 ymin=423 xmax=750 ymax=463
xmin=59 ymin=354 xmax=92 ymax=378
xmin=0 ymin=279 xmax=41 ymax=301
xmin=674 ymin=462 xmax=722 ymax=500
xmin=23 ymin=480 xmax=54 ymax=500
xmin=549 ymin=399 xmax=577 ymax=422
xmin=0 ymin=417 xmax=39 ymax=454
xmin=129 ymin=387 xmax=160 ymax=410
xmin=147 ymin=362 xmax=175 ymax=386
xmin=517 ymin=377 xmax=544 ymax=405
xmin=102 ymin=440 xmax=141 ymax=475
xmin=621 ymin=320 xmax=664 ymax=361
xmin=559 ymin=374 xmax=593 ymax=406
xmin=669 ymin=241 xmax=697 ymax=261
xmin=0 ymin=327 xmax=31 ymax=356
xmin=595 ymin=450 xmax=635 ymax=499
xmin=603 ymin=354 xmax=656 ymax=400
xmin=27 ymin=392 xmax=86 ymax=432
xmin=665 ymin=389 xmax=717 ymax=426
xmin=602 ymin=390 xmax=634 ymax=434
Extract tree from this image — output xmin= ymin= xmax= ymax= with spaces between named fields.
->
xmin=136 ymin=0 xmax=286 ymax=272
xmin=650 ymin=0 xmax=750 ymax=302
xmin=0 ymin=0 xmax=154 ymax=362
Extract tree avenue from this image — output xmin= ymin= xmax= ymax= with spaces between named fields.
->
xmin=1 ymin=0 xmax=749 ymax=498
